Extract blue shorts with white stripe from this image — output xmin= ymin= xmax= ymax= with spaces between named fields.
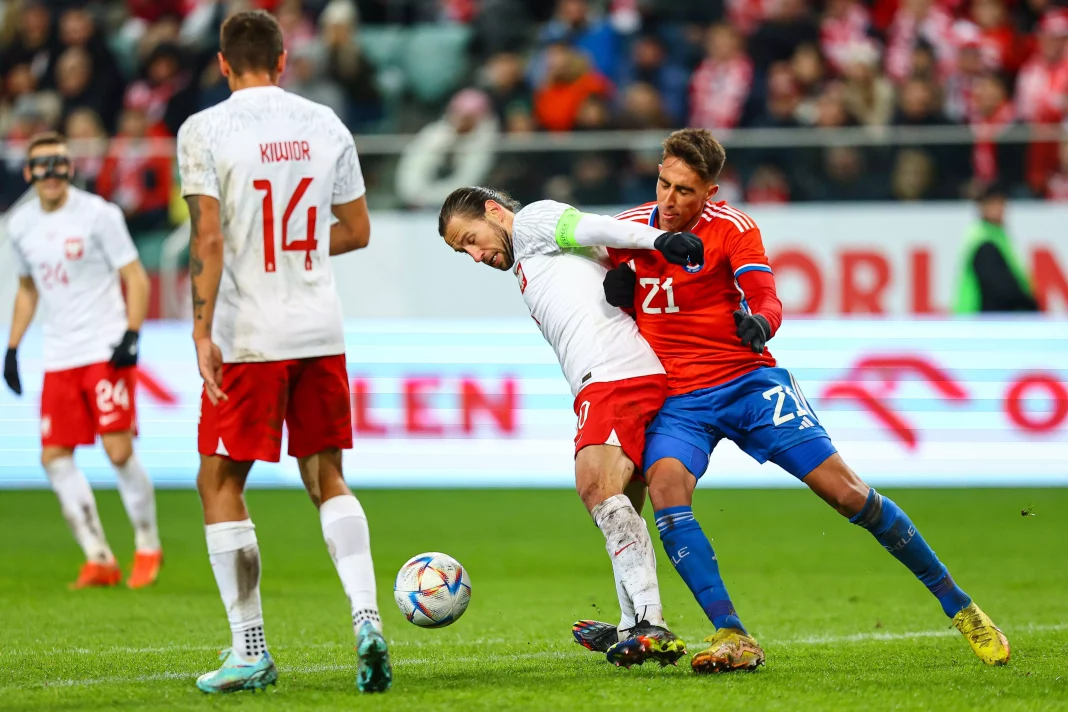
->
xmin=643 ymin=367 xmax=837 ymax=480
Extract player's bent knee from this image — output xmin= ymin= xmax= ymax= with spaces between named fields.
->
xmin=574 ymin=445 xmax=632 ymax=512
xmin=41 ymin=447 xmax=74 ymax=467
xmin=802 ymin=453 xmax=870 ymax=517
xmin=101 ymin=432 xmax=134 ymax=467
xmin=645 ymin=458 xmax=696 ymax=509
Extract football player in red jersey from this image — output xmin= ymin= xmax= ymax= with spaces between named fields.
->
xmin=600 ymin=129 xmax=1010 ymax=672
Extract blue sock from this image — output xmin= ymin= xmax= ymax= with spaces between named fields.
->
xmin=655 ymin=506 xmax=745 ymax=633
xmin=850 ymin=489 xmax=972 ymax=618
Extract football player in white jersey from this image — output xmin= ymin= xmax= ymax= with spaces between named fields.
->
xmin=437 ymin=186 xmax=704 ymax=668
xmin=4 ymin=132 xmax=162 ymax=589
xmin=176 ymin=11 xmax=388 ymax=694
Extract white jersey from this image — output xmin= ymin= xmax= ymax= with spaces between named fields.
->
xmin=511 ymin=200 xmax=664 ymax=397
xmin=8 ymin=188 xmax=137 ymax=372
xmin=176 ymin=86 xmax=365 ymax=363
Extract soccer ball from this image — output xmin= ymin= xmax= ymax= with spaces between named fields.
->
xmin=393 ymin=552 xmax=472 ymax=628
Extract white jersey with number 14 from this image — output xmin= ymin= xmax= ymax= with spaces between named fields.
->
xmin=177 ymin=86 xmax=365 ymax=363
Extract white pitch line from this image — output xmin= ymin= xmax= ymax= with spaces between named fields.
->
xmin=3 ymin=622 xmax=1065 ymax=692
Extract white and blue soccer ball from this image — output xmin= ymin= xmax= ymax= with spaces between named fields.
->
xmin=393 ymin=552 xmax=472 ymax=628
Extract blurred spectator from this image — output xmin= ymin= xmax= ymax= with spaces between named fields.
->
xmin=574 ymin=95 xmax=613 ymax=131
xmin=971 ymin=0 xmax=1027 ymax=72
xmin=885 ymin=0 xmax=956 ymax=82
xmin=754 ymin=61 xmax=803 ymax=128
xmin=813 ymin=145 xmax=883 ymax=200
xmin=907 ymin=38 xmax=941 ymax=82
xmin=127 ymin=0 xmax=188 ymax=25
xmin=894 ymin=76 xmax=948 ymax=125
xmin=56 ymin=47 xmax=122 ymax=133
xmin=480 ymin=52 xmax=532 ymax=127
xmin=791 ymin=43 xmax=826 ymax=124
xmin=284 ymin=43 xmax=347 ymax=121
xmin=746 ymin=164 xmax=791 ymax=203
xmin=0 ymin=1 xmax=60 ymax=91
xmin=820 ymin=0 xmax=873 ymax=75
xmin=533 ymin=43 xmax=611 ymax=132
xmin=728 ymin=0 xmax=775 ymax=36
xmin=320 ymin=0 xmax=382 ymax=131
xmin=534 ymin=0 xmax=619 ymax=83
xmin=616 ymin=34 xmax=689 ymax=126
xmin=123 ymin=43 xmax=198 ymax=136
xmin=890 ymin=148 xmax=940 ymax=200
xmin=945 ymin=38 xmax=986 ymax=122
xmin=840 ymin=41 xmax=895 ymax=126
xmin=96 ymin=101 xmax=173 ymax=232
xmin=618 ymin=82 xmax=671 ymax=129
xmin=276 ymin=0 xmax=316 ymax=52
xmin=571 ymin=152 xmax=620 ymax=205
xmin=471 ymin=0 xmax=531 ymax=58
xmin=1016 ymin=10 xmax=1068 ymax=123
xmin=748 ymin=0 xmax=819 ymax=72
xmin=197 ymin=62 xmax=231 ymax=112
xmin=395 ymin=88 xmax=499 ymax=208
xmin=64 ymin=107 xmax=107 ymax=192
xmin=690 ymin=24 xmax=752 ymax=130
xmin=969 ymin=72 xmax=1019 ymax=185
xmin=59 ymin=8 xmax=125 ymax=103
xmin=812 ymin=82 xmax=854 ymax=128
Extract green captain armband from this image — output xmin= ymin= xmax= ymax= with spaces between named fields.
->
xmin=554 ymin=207 xmax=583 ymax=249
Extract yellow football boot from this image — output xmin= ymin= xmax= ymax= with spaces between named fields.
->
xmin=690 ymin=628 xmax=764 ymax=673
xmin=952 ymin=603 xmax=1010 ymax=665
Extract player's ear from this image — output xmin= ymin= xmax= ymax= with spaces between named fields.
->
xmin=276 ymin=51 xmax=287 ymax=81
xmin=484 ymin=199 xmax=499 ymax=220
xmin=217 ymin=52 xmax=230 ymax=78
xmin=706 ymin=184 xmax=719 ymax=201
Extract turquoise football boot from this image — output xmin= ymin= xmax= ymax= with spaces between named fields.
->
xmin=196 ymin=648 xmax=278 ymax=693
xmin=356 ymin=621 xmax=392 ymax=693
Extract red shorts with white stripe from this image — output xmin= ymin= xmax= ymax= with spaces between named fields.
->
xmin=573 ymin=374 xmax=668 ymax=471
xmin=198 ymin=355 xmax=353 ymax=462
xmin=40 ymin=362 xmax=137 ymax=447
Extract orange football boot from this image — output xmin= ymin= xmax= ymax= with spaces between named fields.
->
xmin=71 ymin=560 xmax=122 ymax=589
xmin=127 ymin=550 xmax=163 ymax=589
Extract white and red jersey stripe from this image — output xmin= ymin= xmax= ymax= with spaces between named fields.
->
xmin=689 ymin=55 xmax=753 ymax=130
xmin=821 ymin=2 xmax=873 ymax=74
xmin=970 ymin=101 xmax=1016 ymax=182
xmin=1016 ymin=55 xmax=1068 ymax=122
xmin=614 ymin=200 xmax=758 ymax=235
xmin=885 ymin=4 xmax=957 ymax=81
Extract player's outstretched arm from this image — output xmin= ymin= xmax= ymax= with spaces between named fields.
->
xmin=4 ymin=276 xmax=37 ymax=395
xmin=330 ymin=195 xmax=371 ymax=256
xmin=186 ymin=194 xmax=227 ymax=404
xmin=555 ymin=209 xmax=704 ymax=267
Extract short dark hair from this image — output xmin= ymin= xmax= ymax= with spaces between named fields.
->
xmin=220 ymin=10 xmax=284 ymax=76
xmin=662 ymin=128 xmax=726 ymax=184
xmin=26 ymin=131 xmax=66 ymax=157
xmin=438 ymin=186 xmax=521 ymax=237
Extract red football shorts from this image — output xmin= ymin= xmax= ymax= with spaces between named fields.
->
xmin=198 ymin=354 xmax=353 ymax=462
xmin=41 ymin=362 xmax=138 ymax=448
xmin=573 ymin=374 xmax=668 ymax=471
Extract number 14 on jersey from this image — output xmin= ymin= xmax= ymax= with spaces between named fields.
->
xmin=253 ymin=177 xmax=318 ymax=272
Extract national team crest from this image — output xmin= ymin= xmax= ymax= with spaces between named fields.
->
xmin=515 ymin=262 xmax=527 ymax=293
xmin=64 ymin=238 xmax=84 ymax=261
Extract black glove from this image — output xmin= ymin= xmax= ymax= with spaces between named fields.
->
xmin=603 ymin=264 xmax=637 ymax=308
xmin=109 ymin=330 xmax=140 ymax=368
xmin=733 ymin=310 xmax=771 ymax=354
xmin=653 ymin=232 xmax=705 ymax=268
xmin=4 ymin=348 xmax=21 ymax=396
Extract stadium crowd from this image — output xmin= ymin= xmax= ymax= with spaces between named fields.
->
xmin=3 ymin=0 xmax=1068 ymax=223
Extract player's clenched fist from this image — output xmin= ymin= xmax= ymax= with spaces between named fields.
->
xmin=3 ymin=348 xmax=21 ymax=395
xmin=603 ymin=264 xmax=637 ymax=308
xmin=733 ymin=310 xmax=771 ymax=354
xmin=654 ymin=232 xmax=704 ymax=267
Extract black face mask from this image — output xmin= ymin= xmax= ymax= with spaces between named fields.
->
xmin=26 ymin=155 xmax=73 ymax=183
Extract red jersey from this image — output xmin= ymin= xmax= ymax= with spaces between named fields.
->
xmin=611 ymin=201 xmax=779 ymax=396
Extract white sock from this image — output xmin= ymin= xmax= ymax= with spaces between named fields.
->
xmin=44 ymin=457 xmax=114 ymax=564
xmin=591 ymin=494 xmax=665 ymax=634
xmin=320 ymin=494 xmax=381 ymax=635
xmin=113 ymin=454 xmax=160 ymax=552
xmin=205 ymin=520 xmax=267 ymax=662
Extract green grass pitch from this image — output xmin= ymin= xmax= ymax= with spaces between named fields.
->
xmin=1 ymin=488 xmax=1066 ymax=711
